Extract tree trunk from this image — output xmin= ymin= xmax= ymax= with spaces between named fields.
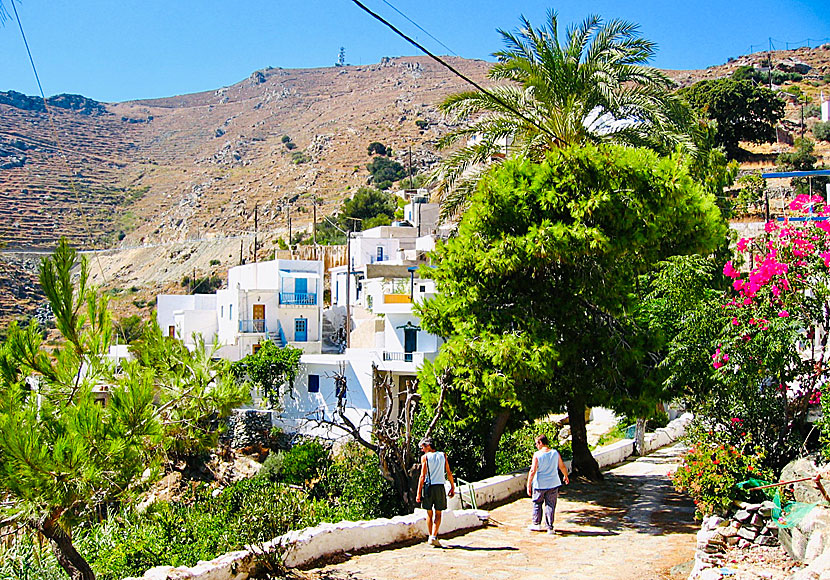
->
xmin=39 ymin=520 xmax=95 ymax=580
xmin=633 ymin=417 xmax=647 ymax=456
xmin=567 ymin=395 xmax=603 ymax=481
xmin=482 ymin=409 xmax=511 ymax=477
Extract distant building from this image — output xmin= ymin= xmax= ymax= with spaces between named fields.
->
xmin=156 ymin=258 xmax=324 ymax=361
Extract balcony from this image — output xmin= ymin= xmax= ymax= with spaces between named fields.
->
xmin=383 ymin=351 xmax=414 ymax=362
xmin=280 ymin=292 xmax=317 ymax=306
xmin=239 ymin=319 xmax=266 ymax=333
xmin=383 ymin=294 xmax=411 ymax=304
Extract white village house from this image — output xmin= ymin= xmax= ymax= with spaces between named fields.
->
xmin=154 ymin=196 xmax=444 ymax=439
xmin=156 ymin=258 xmax=324 ymax=361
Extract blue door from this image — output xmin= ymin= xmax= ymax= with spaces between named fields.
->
xmin=295 ymin=277 xmax=307 ymax=296
xmin=295 ymin=317 xmax=308 ymax=342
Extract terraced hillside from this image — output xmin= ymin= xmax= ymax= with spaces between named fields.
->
xmin=0 ymin=56 xmax=492 ymax=250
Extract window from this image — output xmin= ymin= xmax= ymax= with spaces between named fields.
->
xmin=308 ymin=374 xmax=320 ymax=393
xmin=221 ymin=305 xmax=224 ymax=318
xmin=168 ymin=325 xmax=176 ymax=338
xmin=377 ymin=246 xmax=384 ymax=262
xmin=229 ymin=304 xmax=233 ymax=319
xmin=420 ymin=285 xmax=426 ymax=292
xmin=252 ymin=343 xmax=261 ymax=354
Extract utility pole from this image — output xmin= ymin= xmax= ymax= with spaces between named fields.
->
xmin=801 ymin=94 xmax=807 ymax=139
xmin=312 ymin=198 xmax=318 ymax=260
xmin=342 ymin=216 xmax=362 ymax=350
xmin=768 ymin=38 xmax=773 ymax=90
xmin=253 ymin=202 xmax=258 ymax=262
xmin=287 ymin=204 xmax=292 ymax=254
xmin=409 ymin=146 xmax=413 ymax=190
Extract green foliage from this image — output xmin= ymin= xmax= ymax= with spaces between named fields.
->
xmin=415 ymin=119 xmax=429 ymax=130
xmin=320 ymin=442 xmax=398 ymax=520
xmin=732 ymin=66 xmax=803 ymax=85
xmin=76 ymin=479 xmax=325 ymax=580
xmin=367 ymin=141 xmax=388 ymax=156
xmin=366 ymin=156 xmax=406 ymax=190
xmin=814 ymin=121 xmax=830 ymax=142
xmin=495 ymin=422 xmax=573 ymax=474
xmin=128 ymin=323 xmax=250 ymax=458
xmin=285 ymin=141 xmax=297 ymax=150
xmin=733 ymin=173 xmax=767 ymax=216
xmin=114 ymin=314 xmax=147 ymax=344
xmin=209 ymin=259 xmax=221 ymax=266
xmin=257 ymin=440 xmax=330 ymax=486
xmin=231 ymin=341 xmax=302 ymax=408
xmin=777 ymin=138 xmax=829 ymax=196
xmin=433 ymin=11 xmax=694 ymax=219
xmin=680 ymin=78 xmax=785 ymax=158
xmin=0 ymin=534 xmax=65 ymax=580
xmin=672 ymin=429 xmax=770 ymax=518
xmin=180 ymin=275 xmax=222 ymax=294
xmin=315 ymin=187 xmax=397 ymax=245
xmin=418 ymin=144 xmax=726 ymax=477
xmin=291 ymin=150 xmax=309 ymax=164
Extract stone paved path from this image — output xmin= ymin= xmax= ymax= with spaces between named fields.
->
xmin=304 ymin=444 xmax=698 ymax=580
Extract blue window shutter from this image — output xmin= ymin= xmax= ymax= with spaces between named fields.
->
xmin=308 ymin=374 xmax=319 ymax=393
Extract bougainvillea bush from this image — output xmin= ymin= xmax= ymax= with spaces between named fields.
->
xmin=668 ymin=194 xmax=830 ymax=471
xmin=672 ymin=428 xmax=771 ymax=517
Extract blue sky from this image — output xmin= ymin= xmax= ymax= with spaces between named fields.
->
xmin=1 ymin=0 xmax=829 ymax=103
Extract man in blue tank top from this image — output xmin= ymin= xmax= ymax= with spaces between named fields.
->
xmin=527 ymin=434 xmax=569 ymax=534
xmin=416 ymin=437 xmax=456 ymax=547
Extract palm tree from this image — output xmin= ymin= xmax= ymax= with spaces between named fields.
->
xmin=433 ymin=11 xmax=693 ymax=220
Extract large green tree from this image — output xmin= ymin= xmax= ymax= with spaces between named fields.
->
xmin=433 ymin=11 xmax=692 ymax=219
xmin=680 ymin=78 xmax=785 ymax=159
xmin=0 ymin=240 xmax=247 ymax=580
xmin=417 ymin=144 xmax=726 ymax=479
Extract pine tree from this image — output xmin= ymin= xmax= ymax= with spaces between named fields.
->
xmin=0 ymin=239 xmax=248 ymax=580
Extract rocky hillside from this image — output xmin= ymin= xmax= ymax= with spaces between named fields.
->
xmin=2 ymin=48 xmax=830 ymax=328
xmin=0 ymin=56 xmax=491 ymax=250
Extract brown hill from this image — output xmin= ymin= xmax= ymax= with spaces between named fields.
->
xmin=2 ymin=48 xmax=830 ymax=328
xmin=0 ymin=56 xmax=491 ymax=250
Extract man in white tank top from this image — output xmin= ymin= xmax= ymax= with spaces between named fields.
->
xmin=416 ymin=437 xmax=456 ymax=547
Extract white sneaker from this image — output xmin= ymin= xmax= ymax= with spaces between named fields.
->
xmin=547 ymin=528 xmax=556 ymax=535
xmin=527 ymin=524 xmax=545 ymax=532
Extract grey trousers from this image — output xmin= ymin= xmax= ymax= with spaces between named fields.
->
xmin=531 ymin=487 xmax=560 ymax=529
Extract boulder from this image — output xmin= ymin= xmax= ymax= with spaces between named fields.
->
xmin=781 ymin=456 xmax=827 ymax=504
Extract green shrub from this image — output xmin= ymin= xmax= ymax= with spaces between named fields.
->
xmin=646 ymin=411 xmax=670 ymax=432
xmin=281 ymin=135 xmax=291 ymax=144
xmin=0 ymin=534 xmax=64 ymax=580
xmin=268 ymin=440 xmax=331 ymax=486
xmin=814 ymin=121 xmax=830 ymax=142
xmin=671 ymin=429 xmax=770 ymax=518
xmin=320 ymin=442 xmax=398 ymax=520
xmin=495 ymin=422 xmax=572 ymax=475
xmin=209 ymin=259 xmax=220 ymax=266
xmin=78 ymin=479 xmax=325 ymax=580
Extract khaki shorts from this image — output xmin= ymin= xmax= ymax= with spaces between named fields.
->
xmin=421 ymin=484 xmax=447 ymax=511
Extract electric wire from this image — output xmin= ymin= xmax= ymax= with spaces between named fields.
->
xmin=379 ymin=0 xmax=456 ymax=56
xmin=347 ymin=0 xmax=560 ymax=145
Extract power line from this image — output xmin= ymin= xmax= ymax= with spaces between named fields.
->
xmin=379 ymin=0 xmax=457 ymax=56
xmin=347 ymin=0 xmax=560 ymax=146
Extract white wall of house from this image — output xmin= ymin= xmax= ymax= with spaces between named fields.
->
xmin=277 ymin=353 xmax=377 ymax=440
xmin=157 ymin=294 xmax=217 ymax=338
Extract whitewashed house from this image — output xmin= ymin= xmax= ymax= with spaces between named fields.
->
xmin=277 ymin=224 xmax=443 ymax=439
xmin=156 ymin=258 xmax=324 ymax=361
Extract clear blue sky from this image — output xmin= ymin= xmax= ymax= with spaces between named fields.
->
xmin=1 ymin=0 xmax=828 ymax=103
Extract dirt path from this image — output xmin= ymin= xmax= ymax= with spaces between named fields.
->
xmin=303 ymin=444 xmax=697 ymax=580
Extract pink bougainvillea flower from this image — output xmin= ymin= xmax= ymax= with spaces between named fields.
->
xmin=779 ymin=310 xmax=789 ymax=318
xmin=737 ymin=238 xmax=750 ymax=252
xmin=723 ymin=261 xmax=740 ymax=279
xmin=732 ymin=317 xmax=739 ymax=325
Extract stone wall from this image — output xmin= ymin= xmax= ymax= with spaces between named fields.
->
xmin=222 ymin=409 xmax=273 ymax=448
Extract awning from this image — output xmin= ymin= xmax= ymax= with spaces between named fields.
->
xmin=278 ymin=270 xmax=320 ymax=279
xmin=762 ymin=170 xmax=830 ymax=178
